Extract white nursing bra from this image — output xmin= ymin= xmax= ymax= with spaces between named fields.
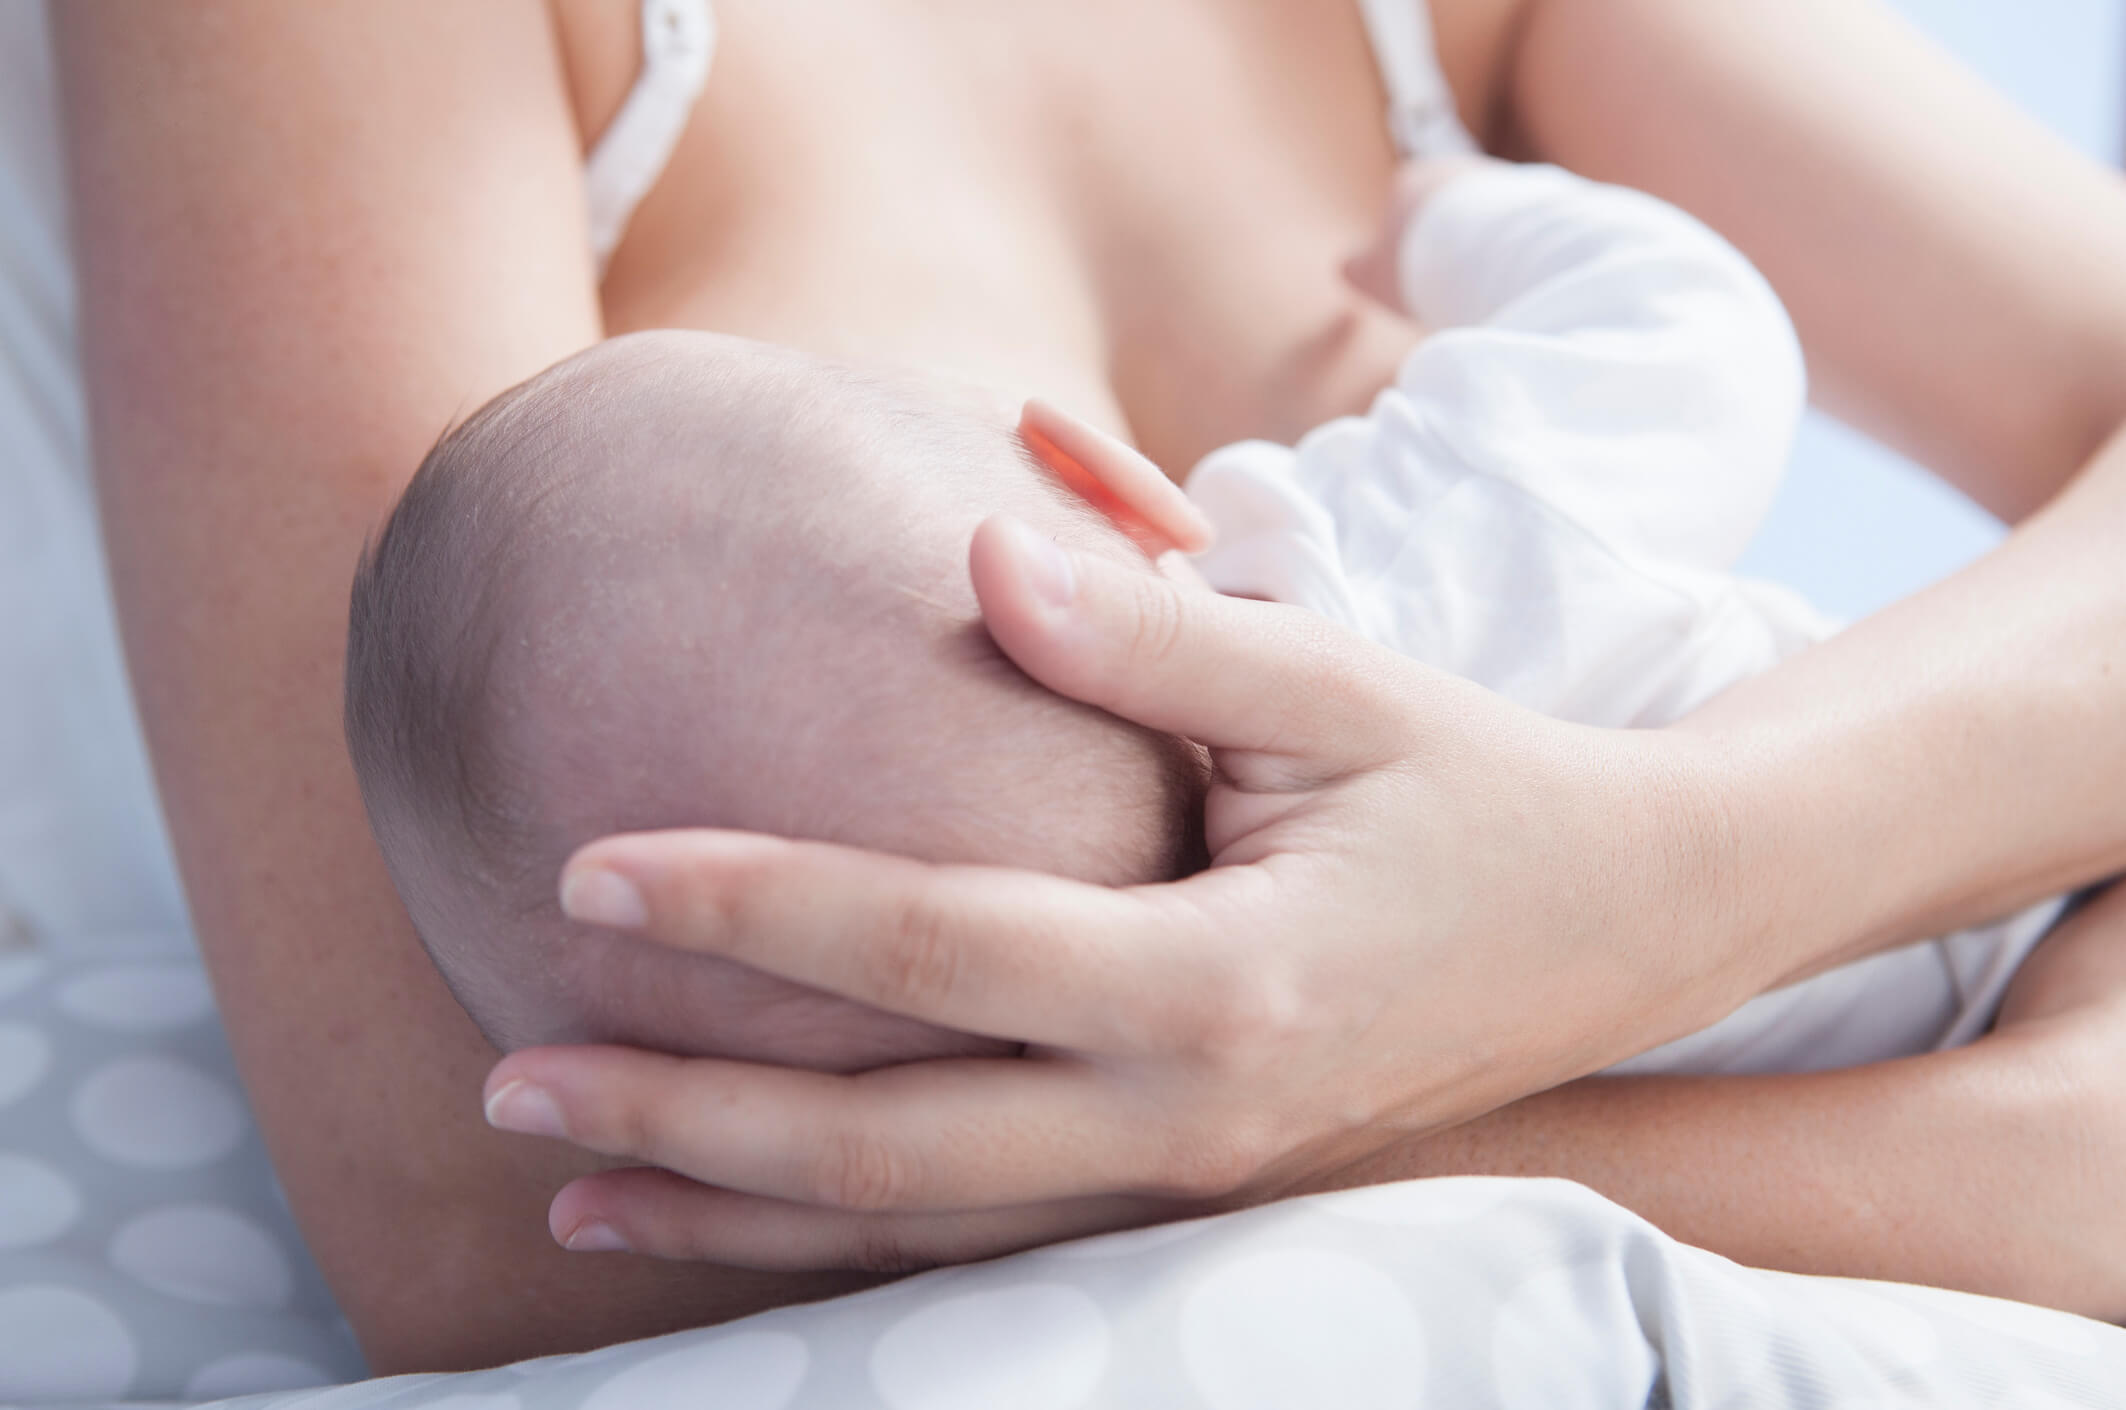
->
xmin=580 ymin=0 xmax=1476 ymax=273
xmin=584 ymin=0 xmax=716 ymax=273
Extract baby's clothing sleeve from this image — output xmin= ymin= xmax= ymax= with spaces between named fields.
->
xmin=1185 ymin=161 xmax=2060 ymax=1076
xmin=1390 ymin=162 xmax=1805 ymax=570
xmin=1180 ymin=163 xmax=2061 ymax=1074
xmin=1186 ymin=162 xmax=1829 ymax=728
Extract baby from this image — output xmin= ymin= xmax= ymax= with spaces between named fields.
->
xmin=346 ymin=156 xmax=2060 ymax=1082
xmin=345 ymin=337 xmax=1208 ymax=1071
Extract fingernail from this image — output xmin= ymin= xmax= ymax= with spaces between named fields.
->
xmin=563 ymin=1220 xmax=631 ymax=1253
xmin=560 ymin=866 xmax=649 ymax=929
xmin=999 ymin=516 xmax=1075 ymax=607
xmin=485 ymin=1079 xmax=568 ymax=1140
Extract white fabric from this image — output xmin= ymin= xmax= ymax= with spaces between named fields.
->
xmin=1355 ymin=0 xmax=1480 ymax=158
xmin=1186 ymin=162 xmax=2061 ymax=1077
xmin=581 ymin=0 xmax=1454 ymax=269
xmin=22 ymin=1170 xmax=2126 ymax=1408
xmin=584 ymin=0 xmax=715 ymax=274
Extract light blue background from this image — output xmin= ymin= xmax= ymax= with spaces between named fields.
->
xmin=1736 ymin=0 xmax=2126 ymax=619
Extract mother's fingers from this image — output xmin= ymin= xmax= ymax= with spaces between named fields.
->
xmin=970 ymin=514 xmax=1411 ymax=768
xmin=485 ymin=1047 xmax=1258 ymax=1211
xmin=549 ymin=1167 xmax=1179 ymax=1271
xmin=558 ymin=829 xmax=1262 ymax=1053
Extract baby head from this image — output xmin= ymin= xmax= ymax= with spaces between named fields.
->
xmin=345 ymin=331 xmax=1206 ymax=1071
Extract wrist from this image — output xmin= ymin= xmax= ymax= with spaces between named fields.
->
xmin=1615 ymin=728 xmax=1781 ymax=1033
xmin=1476 ymin=712 xmax=1765 ymax=1076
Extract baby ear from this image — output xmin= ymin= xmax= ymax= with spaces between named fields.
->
xmin=1019 ymin=399 xmax=1214 ymax=557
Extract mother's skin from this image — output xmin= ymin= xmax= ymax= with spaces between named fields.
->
xmin=54 ymin=0 xmax=2126 ymax=1373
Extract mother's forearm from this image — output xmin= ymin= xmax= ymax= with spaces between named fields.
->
xmin=1505 ymin=0 xmax=2126 ymax=982
xmin=1318 ymin=881 xmax=2126 ymax=1317
xmin=1675 ymin=422 xmax=2126 ymax=987
xmin=1310 ymin=1032 xmax=2124 ymax=1319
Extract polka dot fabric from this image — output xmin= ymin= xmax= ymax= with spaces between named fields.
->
xmin=13 ymin=1060 xmax=2126 ymax=1410
xmin=0 ymin=948 xmax=362 ymax=1401
xmin=344 ymin=1183 xmax=2126 ymax=1408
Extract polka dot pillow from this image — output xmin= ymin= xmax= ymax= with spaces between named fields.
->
xmin=0 ymin=944 xmax=363 ymax=1401
xmin=10 ymin=936 xmax=2126 ymax=1409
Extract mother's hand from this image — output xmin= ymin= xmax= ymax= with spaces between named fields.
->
xmin=484 ymin=515 xmax=1760 ymax=1267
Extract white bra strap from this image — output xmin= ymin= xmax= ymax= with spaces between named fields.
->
xmin=584 ymin=0 xmax=716 ymax=274
xmin=1354 ymin=0 xmax=1479 ymax=158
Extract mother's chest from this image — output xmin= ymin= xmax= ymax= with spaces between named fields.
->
xmin=563 ymin=0 xmax=1519 ymax=466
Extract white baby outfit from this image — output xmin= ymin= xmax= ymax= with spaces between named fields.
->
xmin=1185 ymin=160 xmax=2063 ymax=1076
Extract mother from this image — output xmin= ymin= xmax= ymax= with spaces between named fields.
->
xmin=56 ymin=0 xmax=2126 ymax=1375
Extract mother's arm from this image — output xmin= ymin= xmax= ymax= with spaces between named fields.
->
xmin=1367 ymin=0 xmax=2126 ymax=1304
xmin=1318 ymin=880 xmax=2126 ymax=1322
xmin=54 ymin=2 xmax=859 ymax=1371
xmin=1328 ymin=0 xmax=2126 ymax=1299
xmin=1497 ymin=0 xmax=2126 ymax=957
xmin=1493 ymin=0 xmax=2126 ymax=520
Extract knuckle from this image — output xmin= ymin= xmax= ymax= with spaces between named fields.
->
xmin=1271 ymin=616 xmax=1412 ymax=759
xmin=869 ymin=891 xmax=965 ymax=1012
xmin=654 ymin=1214 xmax=730 ymax=1265
xmin=706 ymin=853 xmax=792 ymax=959
xmin=1174 ymin=965 xmax=1307 ymax=1077
xmin=1158 ymin=1123 xmax=1277 ymax=1202
xmin=614 ymin=1088 xmax=676 ymax=1169
xmin=813 ymin=1126 xmax=914 ymax=1212
xmin=667 ymin=848 xmax=747 ymax=934
xmin=1122 ymin=575 xmax=1189 ymax=673
xmin=1309 ymin=644 xmax=1406 ymax=754
xmin=845 ymin=1222 xmax=941 ymax=1276
xmin=664 ymin=857 xmax=723 ymax=926
xmin=599 ymin=1058 xmax=694 ymax=1169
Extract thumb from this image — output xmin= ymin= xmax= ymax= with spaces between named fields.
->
xmin=970 ymin=514 xmax=1406 ymax=762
